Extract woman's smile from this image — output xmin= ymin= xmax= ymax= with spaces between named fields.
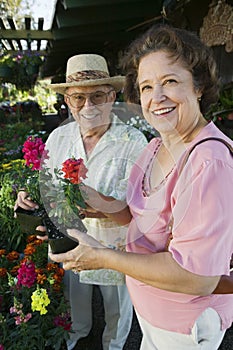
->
xmin=151 ymin=107 xmax=176 ymax=118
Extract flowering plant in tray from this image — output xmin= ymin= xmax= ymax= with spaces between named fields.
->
xmin=0 ymin=235 xmax=71 ymax=350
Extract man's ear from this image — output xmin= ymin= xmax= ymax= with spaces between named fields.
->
xmin=64 ymin=95 xmax=72 ymax=110
xmin=64 ymin=95 xmax=69 ymax=104
xmin=110 ymin=90 xmax=116 ymax=102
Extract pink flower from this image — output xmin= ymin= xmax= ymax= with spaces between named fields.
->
xmin=22 ymin=136 xmax=49 ymax=171
xmin=17 ymin=261 xmax=37 ymax=288
xmin=0 ymin=344 xmax=4 ymax=350
xmin=10 ymin=301 xmax=23 ymax=315
xmin=15 ymin=312 xmax=32 ymax=325
xmin=10 ymin=306 xmax=17 ymax=314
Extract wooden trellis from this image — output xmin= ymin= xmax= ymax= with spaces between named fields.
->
xmin=0 ymin=16 xmax=53 ymax=55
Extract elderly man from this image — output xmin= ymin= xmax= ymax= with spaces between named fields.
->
xmin=16 ymin=54 xmax=147 ymax=350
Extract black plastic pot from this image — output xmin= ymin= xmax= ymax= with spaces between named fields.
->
xmin=15 ymin=207 xmax=47 ymax=236
xmin=43 ymin=215 xmax=86 ymax=254
xmin=48 ymin=236 xmax=79 ymax=254
xmin=15 ymin=207 xmax=86 ymax=254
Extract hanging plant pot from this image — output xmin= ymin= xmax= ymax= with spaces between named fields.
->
xmin=0 ymin=65 xmax=12 ymax=81
xmin=15 ymin=72 xmax=37 ymax=91
xmin=25 ymin=64 xmax=40 ymax=76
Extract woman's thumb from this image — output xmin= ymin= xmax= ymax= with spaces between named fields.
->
xmin=67 ymin=228 xmax=85 ymax=243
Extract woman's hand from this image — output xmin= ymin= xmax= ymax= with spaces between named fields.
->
xmin=14 ymin=190 xmax=39 ymax=213
xmin=49 ymin=228 xmax=105 ymax=271
xmin=76 ymin=205 xmax=107 ymax=219
xmin=80 ymin=184 xmax=132 ymax=225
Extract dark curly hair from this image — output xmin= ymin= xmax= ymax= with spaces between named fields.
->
xmin=121 ymin=24 xmax=220 ymax=115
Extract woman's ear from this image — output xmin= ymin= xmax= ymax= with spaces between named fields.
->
xmin=195 ymin=87 xmax=202 ymax=101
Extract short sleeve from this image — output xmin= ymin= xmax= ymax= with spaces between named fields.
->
xmin=170 ymin=159 xmax=233 ymax=276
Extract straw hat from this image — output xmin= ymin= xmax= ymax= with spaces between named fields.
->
xmin=49 ymin=54 xmax=125 ymax=95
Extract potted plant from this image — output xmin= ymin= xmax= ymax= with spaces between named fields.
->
xmin=0 ymin=52 xmax=43 ymax=91
xmin=206 ymin=83 xmax=233 ymax=140
xmin=15 ymin=135 xmax=88 ymax=254
xmin=0 ymin=55 xmax=13 ymax=80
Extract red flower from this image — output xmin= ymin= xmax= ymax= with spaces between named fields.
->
xmin=0 ymin=268 xmax=7 ymax=278
xmin=10 ymin=265 xmax=20 ymax=276
xmin=24 ymin=243 xmax=36 ymax=256
xmin=54 ymin=313 xmax=72 ymax=331
xmin=6 ymin=251 xmax=20 ymax=261
xmin=36 ymin=272 xmax=47 ymax=285
xmin=46 ymin=262 xmax=60 ymax=271
xmin=61 ymin=157 xmax=88 ymax=184
xmin=0 ymin=249 xmax=7 ymax=257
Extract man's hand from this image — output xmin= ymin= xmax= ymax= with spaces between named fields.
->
xmin=36 ymin=225 xmax=48 ymax=241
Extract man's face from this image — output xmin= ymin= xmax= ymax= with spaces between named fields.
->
xmin=64 ymin=85 xmax=116 ymax=132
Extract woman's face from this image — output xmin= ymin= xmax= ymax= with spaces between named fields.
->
xmin=138 ymin=51 xmax=202 ymax=139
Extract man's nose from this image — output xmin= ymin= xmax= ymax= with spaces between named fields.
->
xmin=83 ymin=95 xmax=94 ymax=107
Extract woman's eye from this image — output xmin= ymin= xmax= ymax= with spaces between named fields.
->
xmin=141 ymin=85 xmax=151 ymax=92
xmin=163 ymin=79 xmax=177 ymax=86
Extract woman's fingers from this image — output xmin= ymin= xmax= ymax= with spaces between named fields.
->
xmin=67 ymin=228 xmax=103 ymax=248
xmin=48 ymin=229 xmax=104 ymax=268
xmin=49 ymin=245 xmax=79 ymax=264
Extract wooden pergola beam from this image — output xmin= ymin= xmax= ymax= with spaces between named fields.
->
xmin=62 ymin=0 xmax=145 ymax=9
xmin=0 ymin=16 xmax=53 ymax=55
xmin=0 ymin=29 xmax=53 ymax=40
xmin=5 ymin=49 xmax=48 ymax=55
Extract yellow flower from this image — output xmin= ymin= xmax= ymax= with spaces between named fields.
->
xmin=31 ymin=287 xmax=50 ymax=315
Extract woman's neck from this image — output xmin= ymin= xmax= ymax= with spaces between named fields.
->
xmin=162 ymin=116 xmax=208 ymax=150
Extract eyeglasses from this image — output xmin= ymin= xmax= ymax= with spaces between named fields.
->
xmin=65 ymin=90 xmax=114 ymax=108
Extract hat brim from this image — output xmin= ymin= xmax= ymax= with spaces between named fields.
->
xmin=48 ymin=76 xmax=125 ymax=95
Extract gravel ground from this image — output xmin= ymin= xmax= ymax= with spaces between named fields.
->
xmin=74 ymin=286 xmax=233 ymax=350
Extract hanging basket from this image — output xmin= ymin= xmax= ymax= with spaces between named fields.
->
xmin=0 ymin=64 xmax=12 ymax=81
xmin=25 ymin=64 xmax=40 ymax=76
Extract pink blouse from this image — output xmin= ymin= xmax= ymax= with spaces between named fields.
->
xmin=126 ymin=122 xmax=233 ymax=334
